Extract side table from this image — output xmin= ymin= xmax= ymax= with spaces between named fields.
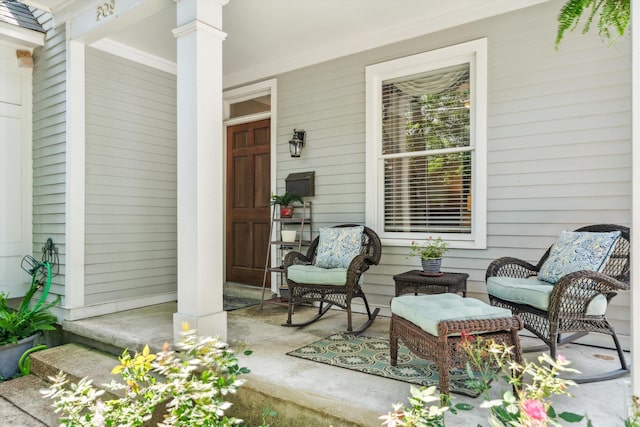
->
xmin=393 ymin=270 xmax=468 ymax=297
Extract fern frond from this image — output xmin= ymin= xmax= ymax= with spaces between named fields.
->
xmin=555 ymin=0 xmax=630 ymax=49
xmin=598 ymin=0 xmax=631 ymax=45
xmin=556 ymin=0 xmax=590 ymax=48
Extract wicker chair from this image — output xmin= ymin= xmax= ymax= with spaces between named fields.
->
xmin=282 ymin=224 xmax=382 ymax=334
xmin=486 ymin=224 xmax=630 ymax=383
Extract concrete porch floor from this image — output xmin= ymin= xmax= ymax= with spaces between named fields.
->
xmin=55 ymin=287 xmax=633 ymax=427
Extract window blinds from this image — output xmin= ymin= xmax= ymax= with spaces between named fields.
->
xmin=381 ymin=63 xmax=472 ymax=234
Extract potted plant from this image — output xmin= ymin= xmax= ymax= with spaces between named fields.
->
xmin=271 ymin=192 xmax=303 ymax=218
xmin=0 ymin=284 xmax=58 ymax=379
xmin=409 ymin=236 xmax=449 ymax=274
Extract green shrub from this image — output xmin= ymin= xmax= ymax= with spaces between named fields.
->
xmin=43 ymin=324 xmax=267 ymax=426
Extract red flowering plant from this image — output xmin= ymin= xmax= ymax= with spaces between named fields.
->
xmin=381 ymin=332 xmax=588 ymax=427
xmin=459 ymin=332 xmax=586 ymax=427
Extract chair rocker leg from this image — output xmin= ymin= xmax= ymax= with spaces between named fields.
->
xmin=530 ymin=331 xmax=631 ymax=384
xmin=345 ymin=295 xmax=380 ymax=335
xmin=346 ymin=307 xmax=380 ymax=336
xmin=557 ymin=331 xmax=588 ymax=347
xmin=522 ymin=342 xmax=551 ymax=353
xmin=521 ymin=332 xmax=588 ymax=354
xmin=281 ymin=302 xmax=333 ymax=328
xmin=571 ymin=366 xmax=631 ymax=383
xmin=571 ymin=331 xmax=630 ymax=384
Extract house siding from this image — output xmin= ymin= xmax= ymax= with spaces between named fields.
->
xmin=84 ymin=48 xmax=177 ymax=305
xmin=31 ymin=9 xmax=67 ymax=299
xmin=274 ymin=1 xmax=631 ymax=345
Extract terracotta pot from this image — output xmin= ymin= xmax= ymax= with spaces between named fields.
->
xmin=280 ymin=206 xmax=294 ymax=218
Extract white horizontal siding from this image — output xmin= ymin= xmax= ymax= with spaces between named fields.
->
xmin=84 ymin=48 xmax=177 ymax=306
xmin=274 ymin=0 xmax=631 ymax=348
xmin=31 ymin=10 xmax=67 ymax=302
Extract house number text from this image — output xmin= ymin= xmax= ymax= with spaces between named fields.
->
xmin=96 ymin=0 xmax=116 ymax=21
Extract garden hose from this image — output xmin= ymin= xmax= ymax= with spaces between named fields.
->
xmin=14 ymin=241 xmax=57 ymax=377
xmin=18 ymin=344 xmax=48 ymax=375
xmin=16 ymin=260 xmax=53 ymax=375
xmin=28 ymin=261 xmax=52 ymax=315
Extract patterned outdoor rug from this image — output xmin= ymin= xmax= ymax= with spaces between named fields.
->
xmin=287 ymin=332 xmax=479 ymax=396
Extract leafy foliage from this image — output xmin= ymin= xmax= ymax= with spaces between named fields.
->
xmin=380 ymin=385 xmax=450 ymax=427
xmin=556 ymin=0 xmax=630 ymax=48
xmin=625 ymin=395 xmax=640 ymax=427
xmin=381 ymin=334 xmax=587 ymax=426
xmin=270 ymin=192 xmax=303 ymax=206
xmin=0 ymin=285 xmax=58 ymax=345
xmin=409 ymin=236 xmax=449 ymax=260
xmin=43 ymin=324 xmax=266 ymax=427
xmin=406 ymin=78 xmax=471 ymax=185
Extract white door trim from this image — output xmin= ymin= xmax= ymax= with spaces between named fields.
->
xmin=223 ymin=78 xmax=278 ymax=291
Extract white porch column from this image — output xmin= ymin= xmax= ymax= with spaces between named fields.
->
xmin=631 ymin=1 xmax=639 ymax=398
xmin=173 ymin=0 xmax=228 ymax=342
xmin=64 ymin=33 xmax=85 ymax=310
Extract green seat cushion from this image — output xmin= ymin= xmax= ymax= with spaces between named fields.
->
xmin=390 ymin=293 xmax=512 ymax=336
xmin=537 ymin=230 xmax=621 ymax=284
xmin=287 ymin=265 xmax=347 ymax=286
xmin=486 ymin=276 xmax=607 ymax=316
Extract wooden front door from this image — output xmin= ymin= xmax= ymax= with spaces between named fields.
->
xmin=226 ymin=119 xmax=271 ymax=286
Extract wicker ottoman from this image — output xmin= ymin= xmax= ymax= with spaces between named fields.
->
xmin=390 ymin=293 xmax=523 ymax=396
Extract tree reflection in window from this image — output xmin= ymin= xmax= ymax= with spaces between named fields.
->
xmin=382 ymin=63 xmax=472 ymax=234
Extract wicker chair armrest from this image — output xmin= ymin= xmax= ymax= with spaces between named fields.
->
xmin=343 ymin=253 xmax=376 ymax=290
xmin=283 ymin=251 xmax=312 ymax=268
xmin=548 ymin=270 xmax=630 ymax=319
xmin=347 ymin=253 xmax=376 ymax=273
xmin=485 ymin=257 xmax=539 ymax=280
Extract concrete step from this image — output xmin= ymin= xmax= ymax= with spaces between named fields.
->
xmin=1 ymin=300 xmax=381 ymax=427
xmin=0 ymin=340 xmax=364 ymax=427
xmin=0 ymin=375 xmax=51 ymax=426
xmin=0 ymin=343 xmax=123 ymax=426
xmin=30 ymin=343 xmax=123 ymax=399
xmin=0 ymin=332 xmax=370 ymax=427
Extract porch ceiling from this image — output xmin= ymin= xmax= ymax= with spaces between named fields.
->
xmin=22 ymin=0 xmax=550 ymax=87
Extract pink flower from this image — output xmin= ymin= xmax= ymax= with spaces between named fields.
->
xmin=521 ymin=399 xmax=547 ymax=422
xmin=557 ymin=354 xmax=566 ymax=362
xmin=460 ymin=330 xmax=475 ymax=345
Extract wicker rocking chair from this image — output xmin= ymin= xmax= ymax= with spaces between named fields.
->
xmin=282 ymin=224 xmax=382 ymax=334
xmin=486 ymin=224 xmax=630 ymax=383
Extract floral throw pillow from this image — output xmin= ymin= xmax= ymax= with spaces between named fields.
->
xmin=315 ymin=226 xmax=364 ymax=269
xmin=537 ymin=230 xmax=621 ymax=284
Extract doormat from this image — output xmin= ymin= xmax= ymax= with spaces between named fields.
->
xmin=223 ymin=296 xmax=260 ymax=311
xmin=287 ymin=332 xmax=480 ymax=397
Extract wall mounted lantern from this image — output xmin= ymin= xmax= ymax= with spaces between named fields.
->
xmin=289 ymin=129 xmax=306 ymax=157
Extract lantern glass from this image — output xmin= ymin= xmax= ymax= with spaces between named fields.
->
xmin=289 ymin=138 xmax=303 ymax=157
xmin=288 ymin=129 xmax=305 ymax=157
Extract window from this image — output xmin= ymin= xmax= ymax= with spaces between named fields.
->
xmin=366 ymin=39 xmax=487 ymax=248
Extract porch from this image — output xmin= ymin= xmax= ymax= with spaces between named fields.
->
xmin=2 ymin=284 xmax=631 ymax=426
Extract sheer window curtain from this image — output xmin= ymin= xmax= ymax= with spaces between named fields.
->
xmin=382 ymin=63 xmax=472 ymax=234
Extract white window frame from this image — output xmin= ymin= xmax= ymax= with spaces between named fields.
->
xmin=365 ymin=39 xmax=487 ymax=249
